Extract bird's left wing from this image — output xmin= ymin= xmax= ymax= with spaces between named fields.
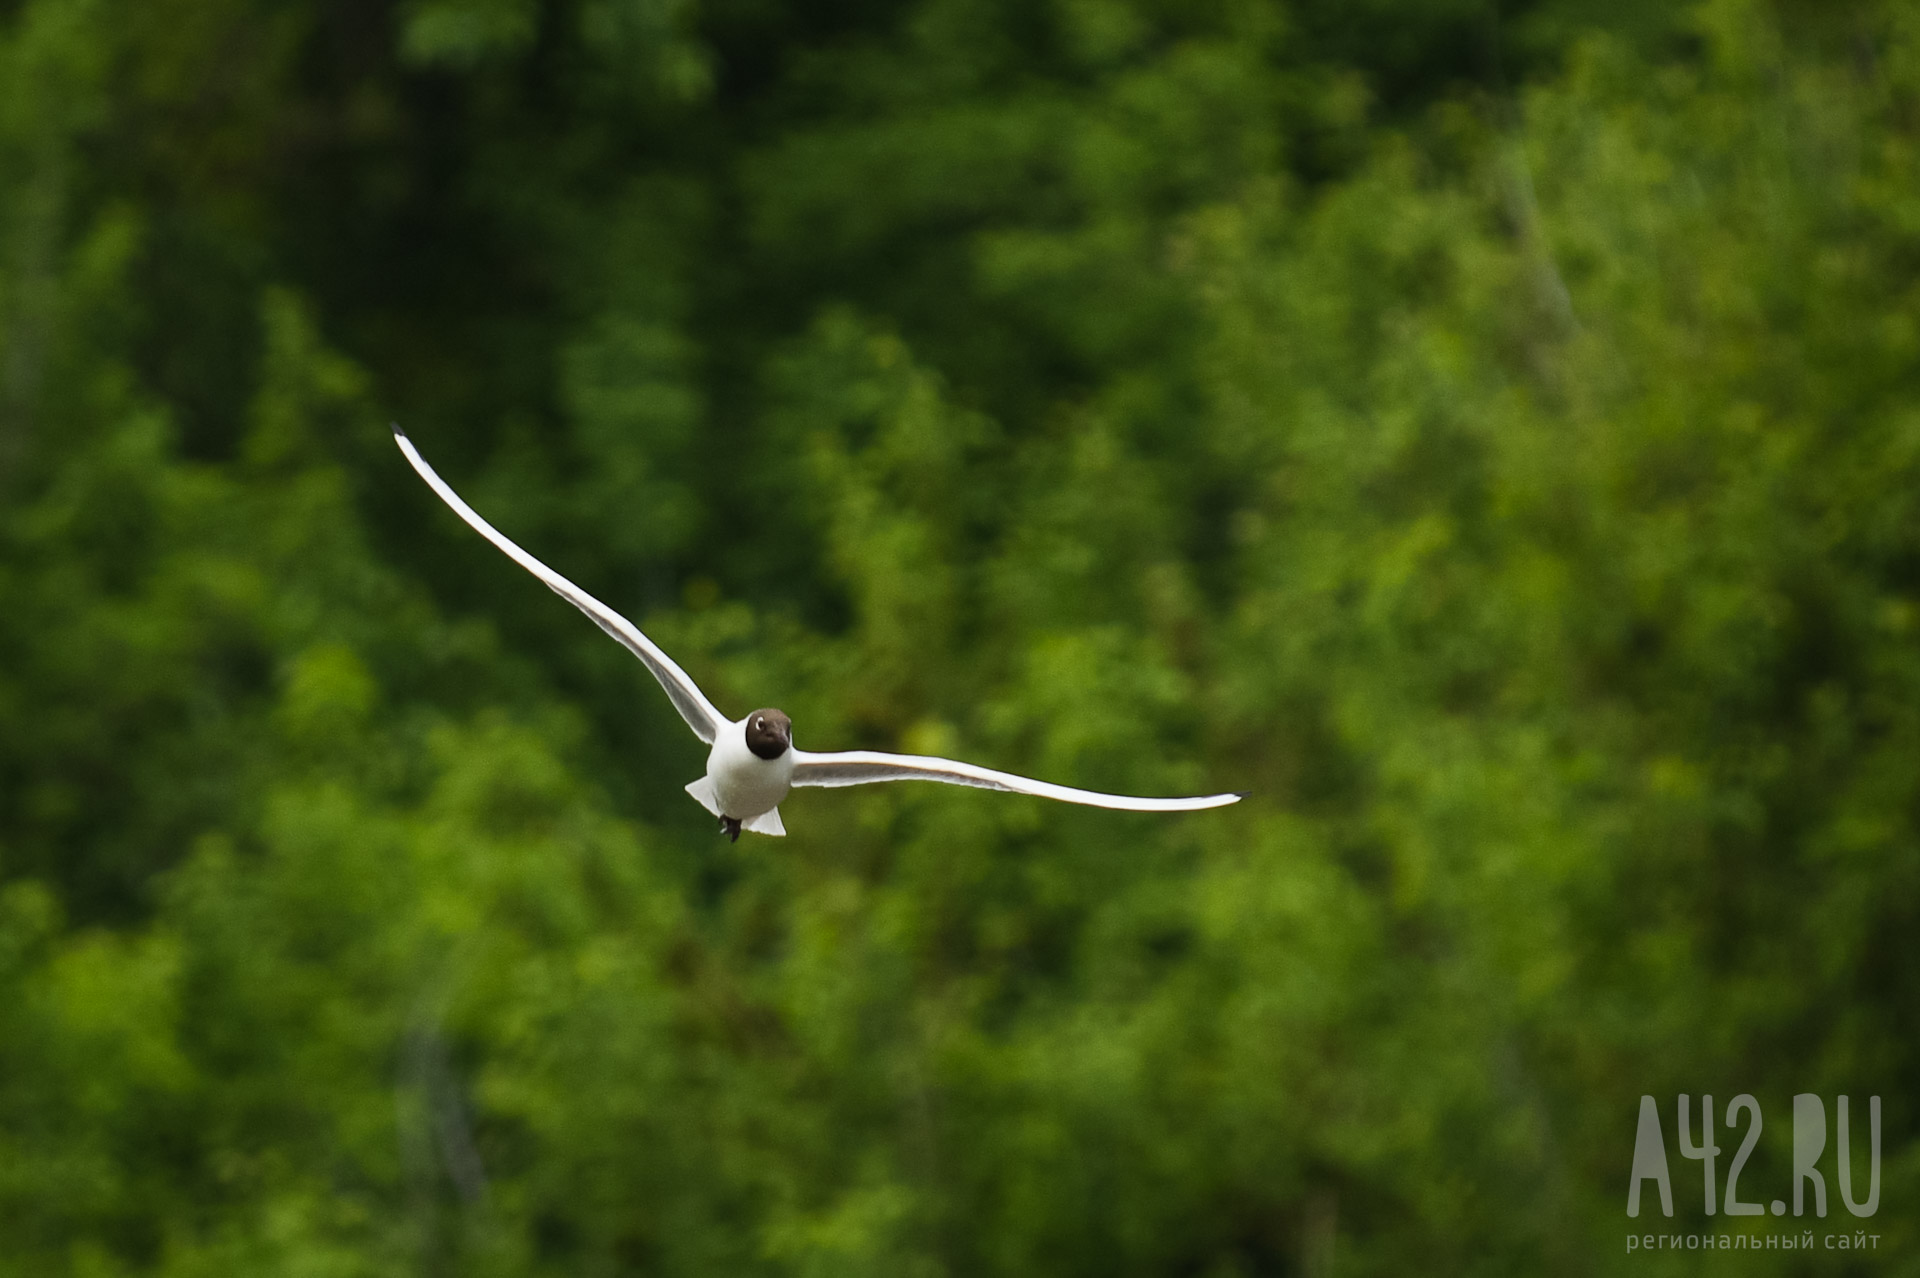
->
xmin=394 ymin=426 xmax=729 ymax=744
xmin=789 ymin=749 xmax=1243 ymax=812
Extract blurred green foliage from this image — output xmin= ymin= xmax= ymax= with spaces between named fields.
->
xmin=1 ymin=0 xmax=1916 ymax=1272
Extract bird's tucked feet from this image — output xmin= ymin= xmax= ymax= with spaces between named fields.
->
xmin=719 ymin=815 xmax=742 ymax=843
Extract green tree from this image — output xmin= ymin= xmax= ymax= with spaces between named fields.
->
xmin=2 ymin=0 xmax=1916 ymax=1274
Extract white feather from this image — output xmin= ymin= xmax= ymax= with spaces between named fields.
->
xmin=789 ymin=749 xmax=1242 ymax=812
xmin=742 ymin=807 xmax=786 ymax=837
xmin=684 ymin=775 xmax=723 ymax=817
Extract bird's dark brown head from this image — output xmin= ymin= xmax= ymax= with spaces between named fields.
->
xmin=745 ymin=708 xmax=792 ymax=760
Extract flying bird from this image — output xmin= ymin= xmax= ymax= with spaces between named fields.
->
xmin=394 ymin=426 xmax=1244 ymax=840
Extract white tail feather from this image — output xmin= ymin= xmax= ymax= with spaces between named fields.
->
xmin=684 ymin=776 xmax=723 ymax=816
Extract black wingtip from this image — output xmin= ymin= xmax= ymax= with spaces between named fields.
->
xmin=1233 ymin=791 xmax=1251 ymax=799
xmin=390 ymin=421 xmax=408 ymax=442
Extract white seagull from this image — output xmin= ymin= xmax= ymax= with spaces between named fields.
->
xmin=395 ymin=427 xmax=1244 ymax=840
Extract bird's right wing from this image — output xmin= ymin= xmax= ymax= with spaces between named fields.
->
xmin=789 ymin=749 xmax=1244 ymax=812
xmin=394 ymin=425 xmax=728 ymax=744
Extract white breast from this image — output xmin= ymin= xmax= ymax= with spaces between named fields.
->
xmin=706 ymin=719 xmax=795 ymax=819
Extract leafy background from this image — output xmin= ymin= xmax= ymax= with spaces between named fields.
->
xmin=0 ymin=0 xmax=1915 ymax=1272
